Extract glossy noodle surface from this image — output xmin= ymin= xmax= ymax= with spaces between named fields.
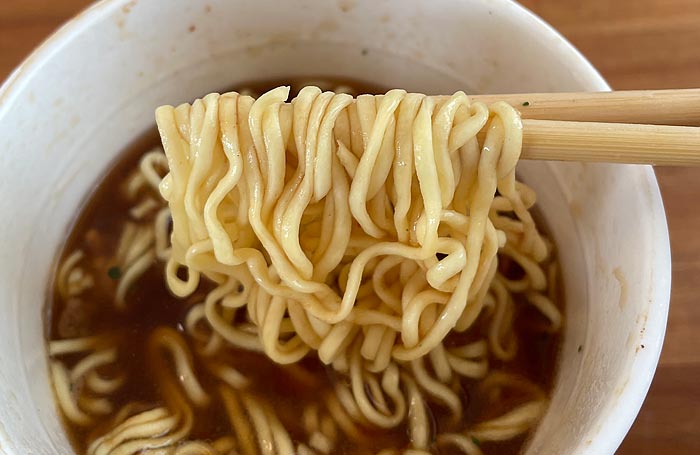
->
xmin=46 ymin=79 xmax=562 ymax=455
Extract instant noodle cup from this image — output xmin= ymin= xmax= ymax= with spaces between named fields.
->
xmin=0 ymin=0 xmax=670 ymax=454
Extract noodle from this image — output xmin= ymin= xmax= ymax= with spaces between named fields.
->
xmin=156 ymin=87 xmax=550 ymax=365
xmin=47 ymin=83 xmax=563 ymax=455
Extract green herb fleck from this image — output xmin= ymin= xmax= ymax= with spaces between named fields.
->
xmin=471 ymin=436 xmax=481 ymax=447
xmin=522 ymin=101 xmax=530 ymax=106
xmin=577 ymin=345 xmax=583 ymax=353
xmin=361 ymin=48 xmax=369 ymax=56
xmin=108 ymin=266 xmax=122 ymax=280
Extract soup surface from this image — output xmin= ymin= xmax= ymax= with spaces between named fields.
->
xmin=46 ymin=79 xmax=562 ymax=455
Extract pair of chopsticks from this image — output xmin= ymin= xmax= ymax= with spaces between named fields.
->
xmin=467 ymin=88 xmax=700 ymax=165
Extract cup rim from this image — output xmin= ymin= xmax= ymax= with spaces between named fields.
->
xmin=0 ymin=1 xmax=672 ymax=454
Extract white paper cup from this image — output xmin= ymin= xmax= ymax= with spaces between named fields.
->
xmin=0 ymin=0 xmax=671 ymax=453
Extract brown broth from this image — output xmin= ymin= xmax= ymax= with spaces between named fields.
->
xmin=46 ymin=78 xmax=563 ymax=455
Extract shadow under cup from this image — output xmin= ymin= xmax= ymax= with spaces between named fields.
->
xmin=0 ymin=0 xmax=670 ymax=454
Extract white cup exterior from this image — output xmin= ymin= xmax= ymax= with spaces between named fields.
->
xmin=0 ymin=0 xmax=671 ymax=454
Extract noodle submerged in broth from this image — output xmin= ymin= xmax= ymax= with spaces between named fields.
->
xmin=47 ymin=79 xmax=562 ymax=455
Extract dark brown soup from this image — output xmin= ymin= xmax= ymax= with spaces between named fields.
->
xmin=46 ymin=78 xmax=562 ymax=455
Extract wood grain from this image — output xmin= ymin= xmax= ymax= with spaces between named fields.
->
xmin=519 ymin=120 xmax=700 ymax=166
xmin=1 ymin=0 xmax=699 ymax=453
xmin=475 ymin=88 xmax=700 ymax=126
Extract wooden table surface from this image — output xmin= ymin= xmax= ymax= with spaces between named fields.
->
xmin=1 ymin=0 xmax=698 ymax=453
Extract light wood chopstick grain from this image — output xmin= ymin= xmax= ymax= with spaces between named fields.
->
xmin=519 ymin=119 xmax=700 ymax=166
xmin=467 ymin=88 xmax=700 ymax=126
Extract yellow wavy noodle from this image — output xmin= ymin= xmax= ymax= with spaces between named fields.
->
xmin=155 ymin=87 xmax=551 ymax=367
xmin=49 ymin=85 xmax=564 ymax=455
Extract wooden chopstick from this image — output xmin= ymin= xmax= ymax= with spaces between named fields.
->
xmin=469 ymin=88 xmax=700 ymax=126
xmin=519 ymin=119 xmax=700 ymax=166
xmin=464 ymin=88 xmax=700 ymax=165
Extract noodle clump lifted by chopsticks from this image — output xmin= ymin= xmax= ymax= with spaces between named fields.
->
xmin=156 ymin=86 xmax=556 ymax=367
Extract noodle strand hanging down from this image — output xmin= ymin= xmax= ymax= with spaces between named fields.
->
xmin=155 ymin=86 xmax=551 ymax=366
